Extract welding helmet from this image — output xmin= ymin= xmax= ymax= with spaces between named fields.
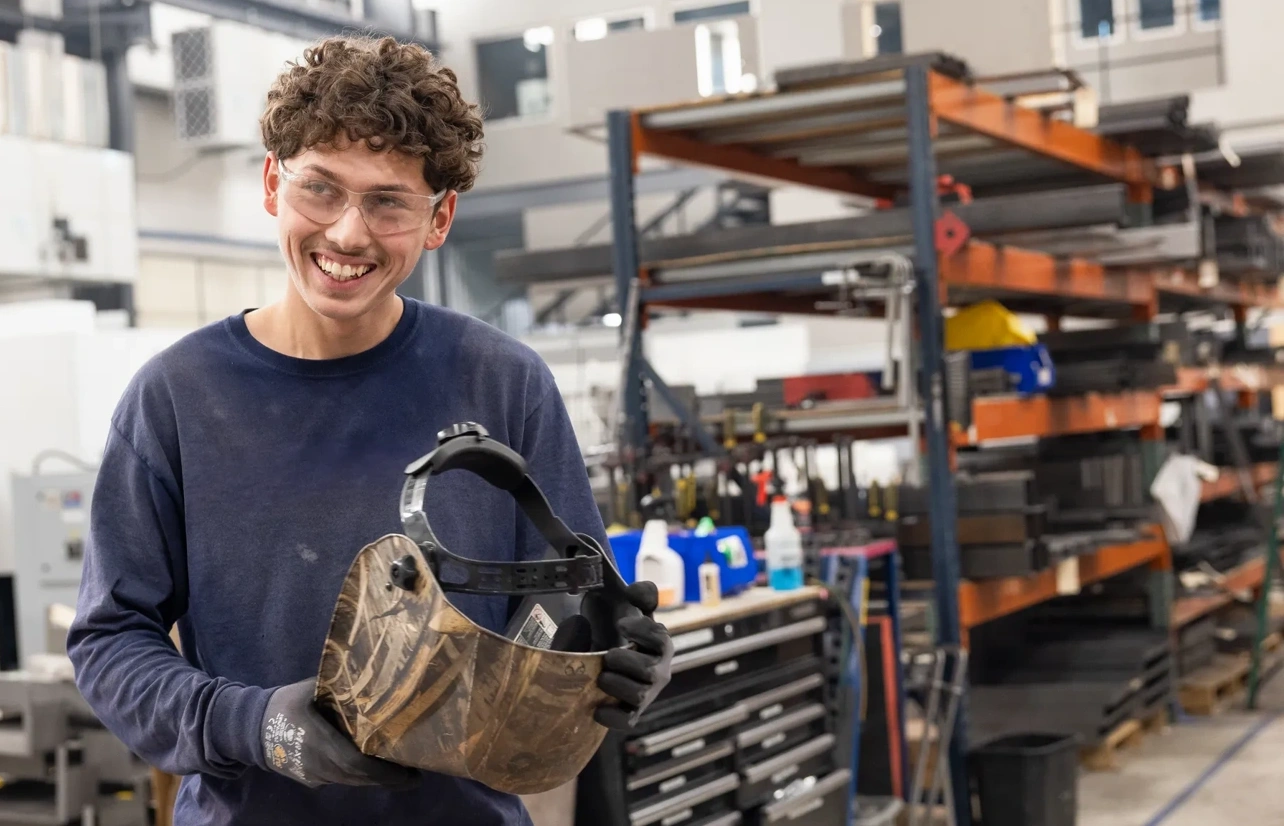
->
xmin=313 ymin=423 xmax=639 ymax=796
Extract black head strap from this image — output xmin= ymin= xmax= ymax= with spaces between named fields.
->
xmin=399 ymin=423 xmax=605 ymax=597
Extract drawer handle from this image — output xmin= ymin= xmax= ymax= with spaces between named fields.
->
xmin=661 ymin=809 xmax=692 ymax=826
xmin=771 ymin=764 xmax=799 ymax=785
xmin=787 ymin=798 xmax=824 ymax=821
xmin=659 ymin=775 xmax=687 ymax=794
xmin=714 ymin=660 xmax=739 ymax=677
xmin=671 ymin=738 xmax=705 ymax=759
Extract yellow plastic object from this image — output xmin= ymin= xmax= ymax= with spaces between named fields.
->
xmin=945 ymin=300 xmax=1036 ymax=351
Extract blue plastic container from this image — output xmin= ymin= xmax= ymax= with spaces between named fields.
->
xmin=967 ymin=344 xmax=1056 ymax=395
xmin=609 ymin=525 xmax=758 ymax=602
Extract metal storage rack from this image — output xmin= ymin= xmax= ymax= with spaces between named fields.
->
xmin=601 ymin=56 xmax=1206 ymax=823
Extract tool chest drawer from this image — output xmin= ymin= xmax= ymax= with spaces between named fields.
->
xmin=750 ymin=768 xmax=850 ymax=826
xmin=737 ymin=672 xmax=827 ymax=727
xmin=663 ymin=617 xmax=827 ymax=700
xmin=646 ymin=656 xmax=826 ymax=726
xmin=667 ymin=601 xmax=823 ymax=661
xmin=627 ymin=705 xmax=749 ymax=775
xmin=734 ymin=703 xmax=829 ymax=768
xmin=628 ymin=773 xmax=741 ymax=826
xmin=736 ymin=733 xmax=836 ymax=809
xmin=626 ymin=740 xmax=738 ymax=809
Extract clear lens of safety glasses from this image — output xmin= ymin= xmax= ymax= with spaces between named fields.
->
xmin=278 ymin=160 xmax=448 ymax=236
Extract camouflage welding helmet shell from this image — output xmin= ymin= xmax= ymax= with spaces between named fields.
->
xmin=312 ymin=424 xmax=634 ymax=796
xmin=314 ymin=534 xmax=611 ymax=795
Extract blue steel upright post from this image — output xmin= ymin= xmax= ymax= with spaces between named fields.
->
xmin=904 ymin=64 xmax=970 ymax=825
xmin=607 ymin=109 xmax=648 ymax=450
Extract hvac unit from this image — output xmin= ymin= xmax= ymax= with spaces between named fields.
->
xmin=171 ymin=21 xmax=307 ymax=148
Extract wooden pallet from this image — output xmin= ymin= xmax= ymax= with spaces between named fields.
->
xmin=1178 ymin=634 xmax=1284 ymax=715
xmin=1081 ymin=707 xmax=1169 ymax=771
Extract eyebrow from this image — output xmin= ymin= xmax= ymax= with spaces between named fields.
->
xmin=302 ymin=163 xmax=418 ymax=195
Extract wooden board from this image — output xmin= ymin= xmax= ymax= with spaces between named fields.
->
xmin=1081 ymin=707 xmax=1169 ymax=771
xmin=1178 ymin=634 xmax=1284 ymax=715
xmin=658 ymin=585 xmax=826 ymax=634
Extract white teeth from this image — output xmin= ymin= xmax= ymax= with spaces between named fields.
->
xmin=314 ymin=254 xmax=373 ymax=281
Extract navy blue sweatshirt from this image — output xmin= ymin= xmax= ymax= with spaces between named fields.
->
xmin=66 ymin=298 xmax=610 ymax=826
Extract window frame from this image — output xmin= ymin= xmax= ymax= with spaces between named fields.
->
xmin=870 ymin=1 xmax=904 ymax=56
xmin=1069 ymin=0 xmax=1127 ymax=49
xmin=472 ymin=26 xmax=558 ymax=126
xmin=1128 ymin=0 xmax=1186 ymax=40
xmin=670 ymin=0 xmax=756 ymax=26
xmin=1191 ymin=0 xmax=1223 ymax=31
xmin=571 ymin=8 xmax=656 ymax=42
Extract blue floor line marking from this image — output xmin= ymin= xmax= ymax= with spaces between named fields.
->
xmin=1141 ymin=710 xmax=1283 ymax=826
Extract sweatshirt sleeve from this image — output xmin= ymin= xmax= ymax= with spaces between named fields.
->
xmin=66 ymin=417 xmax=272 ymax=779
xmin=516 ymin=381 xmax=613 ymax=566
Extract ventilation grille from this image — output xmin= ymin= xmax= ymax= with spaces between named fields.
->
xmin=175 ymin=86 xmax=214 ymax=140
xmin=172 ymin=29 xmax=212 ymax=84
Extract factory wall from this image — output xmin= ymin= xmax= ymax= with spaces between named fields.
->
xmin=1191 ymin=0 xmax=1284 ymax=146
xmin=431 ymin=0 xmax=855 ymax=192
xmin=899 ymin=0 xmax=1060 ymax=77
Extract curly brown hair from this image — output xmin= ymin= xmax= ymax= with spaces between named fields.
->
xmin=260 ymin=35 xmax=485 ymax=193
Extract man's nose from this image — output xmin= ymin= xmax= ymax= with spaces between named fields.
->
xmin=325 ymin=204 xmax=372 ymax=251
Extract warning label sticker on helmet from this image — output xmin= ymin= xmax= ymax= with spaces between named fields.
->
xmin=514 ymin=603 xmax=560 ymax=649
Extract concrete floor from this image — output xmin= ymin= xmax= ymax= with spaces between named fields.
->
xmin=1080 ymin=672 xmax=1284 ymax=826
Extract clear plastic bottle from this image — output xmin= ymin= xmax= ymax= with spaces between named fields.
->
xmin=764 ymin=497 xmax=805 ymax=591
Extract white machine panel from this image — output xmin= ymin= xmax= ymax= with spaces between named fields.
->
xmin=0 ymin=134 xmax=138 ymax=283
xmin=11 ymin=471 xmax=95 ymax=667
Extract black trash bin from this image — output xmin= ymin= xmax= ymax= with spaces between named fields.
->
xmin=972 ymin=733 xmax=1078 ymax=826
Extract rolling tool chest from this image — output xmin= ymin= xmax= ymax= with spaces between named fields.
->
xmin=577 ymin=587 xmax=850 ymax=826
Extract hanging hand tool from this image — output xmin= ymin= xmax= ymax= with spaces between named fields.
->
xmin=884 ymin=483 xmax=900 ymax=523
xmin=751 ymin=402 xmax=768 ymax=444
xmin=753 ymin=468 xmax=776 ymax=508
xmin=723 ymin=408 xmax=738 ymax=451
xmin=869 ymin=481 xmax=883 ymax=520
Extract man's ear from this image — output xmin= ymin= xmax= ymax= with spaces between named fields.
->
xmin=263 ymin=153 xmax=280 ymax=217
xmin=423 ymin=191 xmax=458 ymax=252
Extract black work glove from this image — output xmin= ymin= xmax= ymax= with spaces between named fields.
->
xmin=261 ymin=678 xmax=419 ymax=789
xmin=594 ymin=581 xmax=675 ymax=730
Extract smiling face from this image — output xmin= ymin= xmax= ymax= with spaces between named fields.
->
xmin=263 ymin=139 xmax=457 ymax=325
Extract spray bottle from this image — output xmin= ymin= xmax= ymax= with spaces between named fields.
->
xmin=764 ymin=496 xmax=805 ymax=591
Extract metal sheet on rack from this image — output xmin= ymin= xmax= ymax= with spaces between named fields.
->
xmin=494 ymin=185 xmax=1129 ymax=285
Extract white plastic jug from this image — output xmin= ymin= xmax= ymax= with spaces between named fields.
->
xmin=635 ymin=519 xmax=686 ymax=610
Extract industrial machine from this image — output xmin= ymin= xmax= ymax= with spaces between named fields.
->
xmin=5 ymin=462 xmax=152 ymax=826
xmin=11 ymin=466 xmax=94 ymax=667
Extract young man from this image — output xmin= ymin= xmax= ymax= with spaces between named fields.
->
xmin=67 ymin=35 xmax=672 ymax=825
